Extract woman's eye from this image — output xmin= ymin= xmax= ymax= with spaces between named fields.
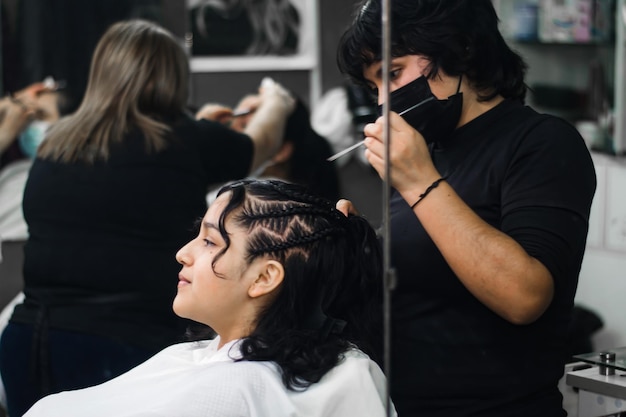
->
xmin=203 ymin=239 xmax=215 ymax=247
xmin=389 ymin=69 xmax=401 ymax=80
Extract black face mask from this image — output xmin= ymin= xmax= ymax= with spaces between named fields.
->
xmin=378 ymin=75 xmax=463 ymax=144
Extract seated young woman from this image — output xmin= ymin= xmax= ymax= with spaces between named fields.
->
xmin=23 ymin=179 xmax=395 ymax=417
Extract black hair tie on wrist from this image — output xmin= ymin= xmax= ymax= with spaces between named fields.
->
xmin=410 ymin=177 xmax=447 ymax=209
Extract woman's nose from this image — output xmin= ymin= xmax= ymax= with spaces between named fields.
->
xmin=175 ymin=242 xmax=192 ymax=265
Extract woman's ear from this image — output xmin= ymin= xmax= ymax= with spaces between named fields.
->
xmin=248 ymin=259 xmax=284 ymax=298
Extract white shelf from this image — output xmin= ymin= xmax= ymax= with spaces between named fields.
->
xmin=185 ymin=0 xmax=322 ymax=107
xmin=189 ymin=55 xmax=317 ymax=72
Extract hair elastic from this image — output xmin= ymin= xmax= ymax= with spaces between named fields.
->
xmin=410 ymin=177 xmax=447 ymax=209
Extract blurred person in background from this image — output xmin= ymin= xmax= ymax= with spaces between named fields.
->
xmin=0 ymin=19 xmax=294 ymax=417
xmin=0 ymin=78 xmax=71 ymax=240
xmin=197 ymin=92 xmax=341 ymax=202
xmin=0 ymin=77 xmax=73 ymax=417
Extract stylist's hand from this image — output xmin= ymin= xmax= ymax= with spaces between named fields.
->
xmin=13 ymin=82 xmax=49 ymax=102
xmin=363 ymin=112 xmax=441 ymax=197
xmin=195 ymin=103 xmax=233 ymax=124
xmin=0 ymin=96 xmax=35 ymax=153
xmin=336 ymin=199 xmax=360 ymax=217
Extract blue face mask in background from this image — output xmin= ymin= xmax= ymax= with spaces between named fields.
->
xmin=18 ymin=120 xmax=50 ymax=159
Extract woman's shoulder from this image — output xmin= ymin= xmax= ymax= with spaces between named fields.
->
xmin=514 ymin=108 xmax=590 ymax=158
xmin=322 ymin=348 xmax=385 ymax=385
xmin=200 ymin=348 xmax=394 ymax=417
xmin=286 ymin=348 xmax=396 ymax=417
xmin=501 ymin=100 xmax=580 ymax=139
xmin=475 ymin=99 xmax=588 ymax=156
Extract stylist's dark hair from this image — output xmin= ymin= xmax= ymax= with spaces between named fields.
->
xmin=337 ymin=0 xmax=528 ymax=102
xmin=215 ymin=179 xmax=383 ymax=390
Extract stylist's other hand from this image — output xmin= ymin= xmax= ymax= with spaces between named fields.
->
xmin=13 ymin=82 xmax=46 ymax=102
xmin=0 ymin=80 xmax=59 ymax=154
xmin=12 ymin=81 xmax=54 ymax=111
xmin=336 ymin=199 xmax=360 ymax=217
xmin=363 ymin=112 xmax=440 ymax=196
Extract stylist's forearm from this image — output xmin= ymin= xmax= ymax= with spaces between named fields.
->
xmin=411 ymin=182 xmax=554 ymax=325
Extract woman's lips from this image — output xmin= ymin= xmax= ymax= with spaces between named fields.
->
xmin=178 ymin=274 xmax=191 ymax=287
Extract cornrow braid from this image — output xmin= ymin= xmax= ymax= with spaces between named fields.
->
xmin=222 ymin=179 xmax=345 ymax=223
xmin=244 ymin=205 xmax=338 ymax=222
xmin=272 ymin=181 xmax=323 ymax=203
xmin=267 ymin=183 xmax=346 ymax=223
xmin=248 ymin=226 xmax=345 ymax=257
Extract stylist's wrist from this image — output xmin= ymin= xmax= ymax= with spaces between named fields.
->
xmin=400 ymin=173 xmax=444 ymax=209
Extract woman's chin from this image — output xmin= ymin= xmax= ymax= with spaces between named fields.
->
xmin=172 ymin=297 xmax=186 ymax=318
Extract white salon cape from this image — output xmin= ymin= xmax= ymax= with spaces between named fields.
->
xmin=0 ymin=159 xmax=31 ymax=241
xmin=24 ymin=337 xmax=396 ymax=417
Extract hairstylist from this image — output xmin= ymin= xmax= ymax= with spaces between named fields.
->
xmin=336 ymin=1 xmax=596 ymax=416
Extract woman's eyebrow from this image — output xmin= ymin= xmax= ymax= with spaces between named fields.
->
xmin=202 ymin=220 xmax=219 ymax=231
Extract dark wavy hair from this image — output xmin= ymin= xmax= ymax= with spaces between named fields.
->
xmin=209 ymin=179 xmax=383 ymax=390
xmin=337 ymin=0 xmax=528 ymax=102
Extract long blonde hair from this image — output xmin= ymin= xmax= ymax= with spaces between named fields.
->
xmin=39 ymin=19 xmax=190 ymax=163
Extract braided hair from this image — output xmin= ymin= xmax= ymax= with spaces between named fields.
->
xmin=214 ymin=179 xmax=383 ymax=390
